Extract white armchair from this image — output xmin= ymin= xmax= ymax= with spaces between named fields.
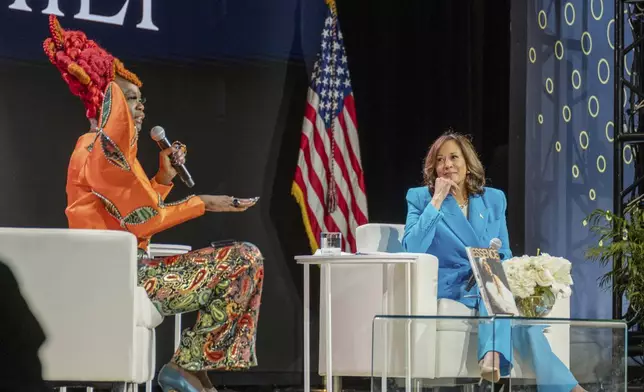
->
xmin=318 ymin=223 xmax=570 ymax=385
xmin=0 ymin=227 xmax=163 ymax=390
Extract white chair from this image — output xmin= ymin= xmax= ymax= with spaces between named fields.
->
xmin=319 ymin=223 xmax=571 ymax=385
xmin=0 ymin=227 xmax=163 ymax=391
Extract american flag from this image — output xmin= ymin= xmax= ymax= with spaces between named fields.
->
xmin=291 ymin=0 xmax=368 ymax=253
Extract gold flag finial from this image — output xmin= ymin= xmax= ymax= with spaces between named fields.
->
xmin=325 ymin=0 xmax=337 ymax=16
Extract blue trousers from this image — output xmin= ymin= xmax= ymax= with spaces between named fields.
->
xmin=477 ymin=301 xmax=578 ymax=392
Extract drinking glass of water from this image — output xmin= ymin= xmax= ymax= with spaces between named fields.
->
xmin=320 ymin=232 xmax=342 ymax=255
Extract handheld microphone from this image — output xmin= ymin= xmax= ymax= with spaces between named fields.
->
xmin=150 ymin=126 xmax=195 ymax=188
xmin=465 ymin=238 xmax=502 ymax=291
xmin=489 ymin=237 xmax=502 ymax=252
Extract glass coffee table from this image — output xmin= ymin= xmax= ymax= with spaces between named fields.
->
xmin=372 ymin=315 xmax=627 ymax=392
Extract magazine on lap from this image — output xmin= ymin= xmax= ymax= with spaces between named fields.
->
xmin=466 ymin=247 xmax=519 ymax=316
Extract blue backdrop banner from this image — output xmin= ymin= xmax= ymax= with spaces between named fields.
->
xmin=0 ymin=0 xmax=326 ymax=62
xmin=525 ymin=0 xmax=634 ymax=319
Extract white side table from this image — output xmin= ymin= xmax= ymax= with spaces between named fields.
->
xmin=148 ymin=244 xmax=193 ymax=258
xmin=148 ymin=244 xmax=192 ymax=392
xmin=148 ymin=243 xmax=192 ymax=351
xmin=295 ymin=254 xmax=418 ymax=392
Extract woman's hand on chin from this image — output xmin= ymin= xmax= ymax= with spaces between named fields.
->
xmin=431 ymin=177 xmax=459 ymax=209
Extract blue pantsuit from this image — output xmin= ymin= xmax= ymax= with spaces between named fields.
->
xmin=402 ymin=186 xmax=578 ymax=391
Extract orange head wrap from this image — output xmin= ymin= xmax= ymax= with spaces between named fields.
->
xmin=43 ymin=15 xmax=142 ymax=119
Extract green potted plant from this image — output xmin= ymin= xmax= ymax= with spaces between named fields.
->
xmin=585 ymin=204 xmax=644 ymax=319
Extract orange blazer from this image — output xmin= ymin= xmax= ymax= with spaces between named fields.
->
xmin=65 ymin=82 xmax=205 ymax=250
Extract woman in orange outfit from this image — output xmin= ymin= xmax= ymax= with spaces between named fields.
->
xmin=44 ymin=16 xmax=263 ymax=392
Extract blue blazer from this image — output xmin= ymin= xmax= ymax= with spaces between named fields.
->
xmin=402 ymin=186 xmax=513 ymax=308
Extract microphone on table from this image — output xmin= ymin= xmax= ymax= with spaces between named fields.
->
xmin=150 ymin=126 xmax=195 ymax=188
xmin=465 ymin=238 xmax=503 ymax=292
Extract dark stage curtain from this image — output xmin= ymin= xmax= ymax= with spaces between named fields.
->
xmin=337 ymin=0 xmax=512 ymax=225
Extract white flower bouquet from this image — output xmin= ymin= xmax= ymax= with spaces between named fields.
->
xmin=502 ymin=254 xmax=574 ymax=317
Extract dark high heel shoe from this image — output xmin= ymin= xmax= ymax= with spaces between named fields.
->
xmin=157 ymin=364 xmax=203 ymax=392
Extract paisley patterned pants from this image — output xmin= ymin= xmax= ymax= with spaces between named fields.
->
xmin=138 ymin=242 xmax=264 ymax=371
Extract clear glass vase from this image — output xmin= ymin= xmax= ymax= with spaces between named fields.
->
xmin=515 ymin=286 xmax=556 ymax=317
